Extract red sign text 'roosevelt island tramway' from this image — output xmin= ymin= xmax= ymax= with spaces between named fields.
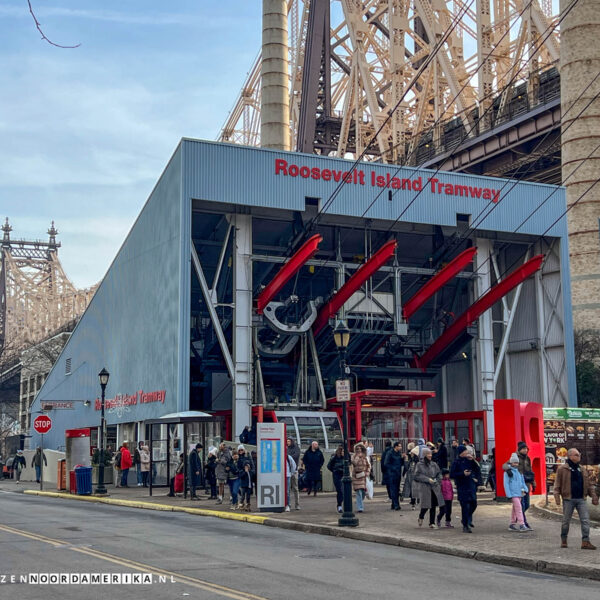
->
xmin=274 ymin=158 xmax=501 ymax=203
xmin=33 ymin=415 xmax=52 ymax=434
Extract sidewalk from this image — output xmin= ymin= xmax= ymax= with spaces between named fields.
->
xmin=4 ymin=479 xmax=600 ymax=581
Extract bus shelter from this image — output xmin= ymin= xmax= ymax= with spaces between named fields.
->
xmin=146 ymin=411 xmax=225 ymax=498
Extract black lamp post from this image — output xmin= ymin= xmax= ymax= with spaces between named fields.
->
xmin=334 ymin=322 xmax=358 ymax=527
xmin=95 ymin=368 xmax=110 ymax=495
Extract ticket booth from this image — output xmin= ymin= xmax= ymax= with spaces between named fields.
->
xmin=326 ymin=389 xmax=434 ymax=453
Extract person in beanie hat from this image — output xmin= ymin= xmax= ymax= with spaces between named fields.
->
xmin=205 ymin=447 xmax=218 ymax=499
xmin=189 ymin=443 xmax=204 ymax=500
xmin=450 ymin=445 xmax=481 ymax=533
xmin=502 ymin=440 xmax=536 ymax=530
xmin=504 ymin=453 xmax=529 ymax=532
xmin=13 ymin=450 xmax=26 ymax=483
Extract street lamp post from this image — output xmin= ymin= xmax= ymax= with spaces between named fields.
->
xmin=95 ymin=368 xmax=110 ymax=495
xmin=334 ymin=322 xmax=359 ymax=527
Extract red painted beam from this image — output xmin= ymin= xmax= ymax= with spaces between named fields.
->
xmin=403 ymin=247 xmax=477 ymax=320
xmin=413 ymin=254 xmax=544 ymax=370
xmin=313 ymin=239 xmax=397 ymax=336
xmin=256 ymin=234 xmax=323 ymax=314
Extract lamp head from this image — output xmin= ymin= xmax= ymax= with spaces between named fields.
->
xmin=333 ymin=322 xmax=350 ymax=350
xmin=98 ymin=368 xmax=110 ymax=387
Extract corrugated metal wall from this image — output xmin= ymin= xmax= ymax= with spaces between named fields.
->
xmin=181 ymin=139 xmax=566 ymax=237
xmin=32 ymin=148 xmax=184 ymax=449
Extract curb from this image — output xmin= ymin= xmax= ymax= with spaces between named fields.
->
xmin=22 ymin=490 xmax=267 ymax=525
xmin=22 ymin=489 xmax=600 ymax=581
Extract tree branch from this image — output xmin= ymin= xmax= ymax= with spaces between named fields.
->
xmin=27 ymin=0 xmax=81 ymax=49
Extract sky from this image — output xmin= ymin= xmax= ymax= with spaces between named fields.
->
xmin=0 ymin=1 xmax=262 ymax=288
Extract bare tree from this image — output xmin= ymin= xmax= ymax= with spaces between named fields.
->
xmin=27 ymin=0 xmax=81 ymax=48
xmin=573 ymin=329 xmax=600 ymax=366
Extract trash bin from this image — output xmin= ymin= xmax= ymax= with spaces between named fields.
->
xmin=74 ymin=465 xmax=92 ymax=495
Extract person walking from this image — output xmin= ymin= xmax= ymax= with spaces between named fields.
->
xmin=413 ymin=447 xmax=445 ymax=528
xmin=554 ymin=447 xmax=599 ymax=549
xmin=450 ymin=444 xmax=481 ymax=533
xmin=285 ymin=453 xmax=298 ymax=512
xmin=433 ymin=438 xmax=448 ymax=470
xmin=488 ymin=447 xmax=497 ymax=499
xmin=189 ymin=443 xmax=204 ymax=500
xmin=113 ymin=447 xmax=122 ymax=488
xmin=31 ymin=447 xmax=47 ymax=483
xmin=384 ymin=441 xmax=405 ymax=511
xmin=504 ymin=453 xmax=529 ymax=532
xmin=119 ymin=442 xmax=133 ymax=487
xmin=286 ymin=438 xmax=301 ymax=510
xmin=403 ymin=444 xmax=420 ymax=509
xmin=139 ymin=445 xmax=151 ymax=487
xmin=502 ymin=441 xmax=536 ymax=529
xmin=205 ymin=447 xmax=218 ymax=499
xmin=13 ymin=450 xmax=26 ymax=484
xmin=167 ymin=453 xmax=185 ymax=497
xmin=327 ymin=445 xmax=345 ymax=513
xmin=380 ymin=440 xmax=393 ymax=502
xmin=439 ymin=468 xmax=454 ymax=528
xmin=351 ymin=442 xmax=371 ymax=513
xmin=302 ymin=441 xmax=324 ymax=497
xmin=450 ymin=439 xmax=460 ymax=462
xmin=215 ymin=443 xmax=231 ymax=504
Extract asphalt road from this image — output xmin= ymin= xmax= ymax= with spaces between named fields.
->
xmin=0 ymin=489 xmax=596 ymax=599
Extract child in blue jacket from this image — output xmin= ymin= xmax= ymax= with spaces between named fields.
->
xmin=504 ymin=453 xmax=529 ymax=532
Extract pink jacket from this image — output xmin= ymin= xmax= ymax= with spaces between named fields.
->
xmin=441 ymin=478 xmax=454 ymax=501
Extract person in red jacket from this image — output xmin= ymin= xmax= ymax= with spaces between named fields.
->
xmin=120 ymin=441 xmax=133 ymax=487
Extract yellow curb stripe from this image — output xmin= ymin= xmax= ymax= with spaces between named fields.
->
xmin=23 ymin=490 xmax=268 ymax=525
xmin=0 ymin=523 xmax=267 ymax=600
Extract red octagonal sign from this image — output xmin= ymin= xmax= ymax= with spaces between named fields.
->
xmin=33 ymin=415 xmax=52 ymax=434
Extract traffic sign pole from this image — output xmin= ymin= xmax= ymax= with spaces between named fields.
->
xmin=40 ymin=432 xmax=43 ymax=491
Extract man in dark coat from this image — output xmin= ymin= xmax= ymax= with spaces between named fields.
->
xmin=188 ymin=443 xmax=204 ymax=500
xmin=384 ymin=441 xmax=406 ymax=510
xmin=450 ymin=445 xmax=481 ymax=533
xmin=380 ymin=440 xmax=393 ymax=500
xmin=302 ymin=441 xmax=324 ymax=496
xmin=434 ymin=438 xmax=448 ymax=470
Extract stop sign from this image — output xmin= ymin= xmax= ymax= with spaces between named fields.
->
xmin=33 ymin=415 xmax=52 ymax=434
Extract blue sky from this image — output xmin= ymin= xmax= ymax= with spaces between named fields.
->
xmin=0 ymin=1 xmax=261 ymax=287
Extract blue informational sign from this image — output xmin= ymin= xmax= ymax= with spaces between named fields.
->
xmin=257 ymin=423 xmax=286 ymax=512
xmin=260 ymin=440 xmax=281 ymax=474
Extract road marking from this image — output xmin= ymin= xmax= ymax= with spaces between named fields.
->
xmin=0 ymin=523 xmax=269 ymax=600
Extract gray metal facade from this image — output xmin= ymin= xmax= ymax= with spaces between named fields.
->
xmin=32 ymin=139 xmax=575 ymax=449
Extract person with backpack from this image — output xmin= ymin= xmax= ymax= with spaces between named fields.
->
xmin=31 ymin=447 xmax=47 ymax=483
xmin=13 ymin=450 xmax=26 ymax=483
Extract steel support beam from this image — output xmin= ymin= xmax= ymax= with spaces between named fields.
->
xmin=231 ymin=214 xmax=253 ymax=439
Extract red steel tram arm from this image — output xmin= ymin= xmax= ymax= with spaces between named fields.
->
xmin=255 ymin=233 xmax=323 ymax=314
xmin=402 ymin=247 xmax=477 ymax=320
xmin=413 ymin=254 xmax=544 ymax=370
xmin=312 ymin=239 xmax=397 ymax=336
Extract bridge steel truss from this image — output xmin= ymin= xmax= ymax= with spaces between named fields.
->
xmin=219 ymin=0 xmax=560 ymax=165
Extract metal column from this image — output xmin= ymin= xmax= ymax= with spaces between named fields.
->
xmin=475 ymin=239 xmax=495 ymax=447
xmin=232 ymin=214 xmax=253 ymax=440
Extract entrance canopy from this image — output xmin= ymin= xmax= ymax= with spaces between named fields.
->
xmin=326 ymin=389 xmax=434 ymax=452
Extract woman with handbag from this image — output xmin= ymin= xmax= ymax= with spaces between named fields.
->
xmin=351 ymin=442 xmax=371 ymax=513
xmin=413 ymin=447 xmax=445 ymax=528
